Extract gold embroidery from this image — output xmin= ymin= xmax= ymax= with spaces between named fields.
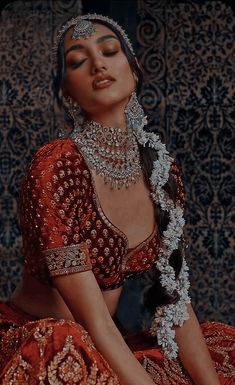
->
xmin=204 ymin=332 xmax=235 ymax=376
xmin=122 ymin=224 xmax=158 ymax=271
xmin=142 ymin=356 xmax=189 ymax=385
xmin=43 ymin=243 xmax=92 ymax=277
xmin=34 ymin=324 xmax=53 ymax=384
xmin=47 ymin=335 xmax=88 ymax=384
xmin=0 ymin=325 xmax=30 ymax=371
xmin=80 ymin=329 xmax=95 ymax=352
xmin=2 ymin=353 xmax=33 ymax=385
xmin=47 ymin=335 xmax=120 ymax=385
xmin=140 ymin=326 xmax=235 ymax=384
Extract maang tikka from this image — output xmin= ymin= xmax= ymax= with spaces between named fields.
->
xmin=53 ymin=13 xmax=135 ymax=66
xmin=72 ymin=19 xmax=96 ymax=39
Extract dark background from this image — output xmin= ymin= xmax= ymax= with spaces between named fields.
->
xmin=0 ymin=0 xmax=234 ymax=330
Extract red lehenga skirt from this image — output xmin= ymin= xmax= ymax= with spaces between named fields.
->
xmin=0 ymin=301 xmax=234 ymax=385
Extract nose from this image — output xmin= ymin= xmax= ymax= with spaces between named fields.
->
xmin=90 ymin=55 xmax=107 ymax=75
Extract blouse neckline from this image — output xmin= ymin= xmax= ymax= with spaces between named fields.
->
xmin=70 ymin=137 xmax=158 ymax=255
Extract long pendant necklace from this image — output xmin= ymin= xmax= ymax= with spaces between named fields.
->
xmin=71 ymin=120 xmax=142 ymax=189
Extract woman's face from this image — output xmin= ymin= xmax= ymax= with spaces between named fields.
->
xmin=62 ymin=22 xmax=136 ymax=116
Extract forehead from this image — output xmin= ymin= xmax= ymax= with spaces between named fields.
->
xmin=63 ymin=22 xmax=119 ymax=50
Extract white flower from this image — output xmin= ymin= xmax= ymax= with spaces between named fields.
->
xmin=136 ymin=128 xmax=191 ymax=359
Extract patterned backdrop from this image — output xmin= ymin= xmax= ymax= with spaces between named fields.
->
xmin=0 ymin=0 xmax=234 ymax=328
xmin=134 ymin=0 xmax=234 ymax=326
xmin=0 ymin=0 xmax=82 ymax=299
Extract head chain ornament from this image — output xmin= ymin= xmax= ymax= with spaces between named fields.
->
xmin=53 ymin=13 xmax=135 ymax=65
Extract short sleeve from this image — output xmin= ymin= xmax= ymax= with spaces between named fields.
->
xmin=19 ymin=139 xmax=92 ymax=279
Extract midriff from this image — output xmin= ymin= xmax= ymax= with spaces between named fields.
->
xmin=10 ymin=272 xmax=122 ymax=321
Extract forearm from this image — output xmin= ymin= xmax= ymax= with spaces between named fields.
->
xmin=54 ymin=272 xmax=154 ymax=385
xmin=84 ymin=317 xmax=155 ymax=385
xmin=175 ymin=304 xmax=220 ymax=385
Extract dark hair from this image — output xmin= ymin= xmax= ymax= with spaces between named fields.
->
xmin=54 ymin=17 xmax=183 ymax=313
xmin=140 ymin=147 xmax=183 ymax=311
xmin=54 ymin=18 xmax=143 ymax=126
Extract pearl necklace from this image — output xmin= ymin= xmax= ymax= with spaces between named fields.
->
xmin=71 ymin=120 xmax=142 ymax=189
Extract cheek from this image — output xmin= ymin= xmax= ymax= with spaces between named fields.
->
xmin=66 ymin=71 xmax=85 ymax=88
xmin=116 ymin=59 xmax=135 ymax=89
xmin=119 ymin=69 xmax=135 ymax=94
xmin=65 ymin=71 xmax=89 ymax=100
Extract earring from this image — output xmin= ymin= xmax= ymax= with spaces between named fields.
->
xmin=124 ymin=91 xmax=148 ymax=130
xmin=63 ymin=96 xmax=84 ymax=128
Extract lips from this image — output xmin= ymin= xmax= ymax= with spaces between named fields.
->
xmin=92 ymin=75 xmax=115 ymax=90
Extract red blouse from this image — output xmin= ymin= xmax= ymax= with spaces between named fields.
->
xmin=19 ymin=138 xmax=184 ymax=290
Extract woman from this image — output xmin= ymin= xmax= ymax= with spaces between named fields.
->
xmin=0 ymin=14 xmax=234 ymax=385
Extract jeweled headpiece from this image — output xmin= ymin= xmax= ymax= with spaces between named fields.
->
xmin=53 ymin=13 xmax=135 ymax=64
xmin=73 ymin=19 xmax=96 ymax=39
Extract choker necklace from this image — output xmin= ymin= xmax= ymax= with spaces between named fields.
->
xmin=71 ymin=120 xmax=142 ymax=189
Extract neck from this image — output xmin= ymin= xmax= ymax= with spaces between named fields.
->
xmin=86 ymin=102 xmax=128 ymax=131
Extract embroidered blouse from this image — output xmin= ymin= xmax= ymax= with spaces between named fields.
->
xmin=19 ymin=138 xmax=184 ymax=290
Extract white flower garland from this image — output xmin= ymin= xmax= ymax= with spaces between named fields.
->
xmin=135 ymin=126 xmax=191 ymax=359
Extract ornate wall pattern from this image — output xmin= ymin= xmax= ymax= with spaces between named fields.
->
xmin=0 ymin=0 xmax=82 ymax=299
xmin=136 ymin=0 xmax=234 ymax=324
xmin=0 ymin=0 xmax=234 ymax=330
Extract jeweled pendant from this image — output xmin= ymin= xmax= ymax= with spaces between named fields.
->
xmin=71 ymin=120 xmax=142 ymax=189
xmin=72 ymin=20 xmax=96 ymax=40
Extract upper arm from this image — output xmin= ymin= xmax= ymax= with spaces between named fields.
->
xmin=52 ymin=270 xmax=114 ymax=331
xmin=20 ymin=141 xmax=120 ymax=329
xmin=20 ymin=140 xmax=92 ymax=279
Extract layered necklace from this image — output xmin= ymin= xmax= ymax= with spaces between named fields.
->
xmin=70 ymin=118 xmax=191 ymax=359
xmin=71 ymin=120 xmax=142 ymax=189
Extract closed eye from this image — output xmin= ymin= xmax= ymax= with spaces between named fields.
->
xmin=67 ymin=59 xmax=86 ymax=69
xmin=67 ymin=50 xmax=118 ymax=69
xmin=103 ymin=50 xmax=118 ymax=57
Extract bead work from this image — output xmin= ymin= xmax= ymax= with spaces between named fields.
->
xmin=43 ymin=243 xmax=92 ymax=277
xmin=71 ymin=121 xmax=142 ymax=189
xmin=72 ymin=19 xmax=96 ymax=40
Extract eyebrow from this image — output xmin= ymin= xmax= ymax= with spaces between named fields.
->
xmin=65 ymin=34 xmax=119 ymax=56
